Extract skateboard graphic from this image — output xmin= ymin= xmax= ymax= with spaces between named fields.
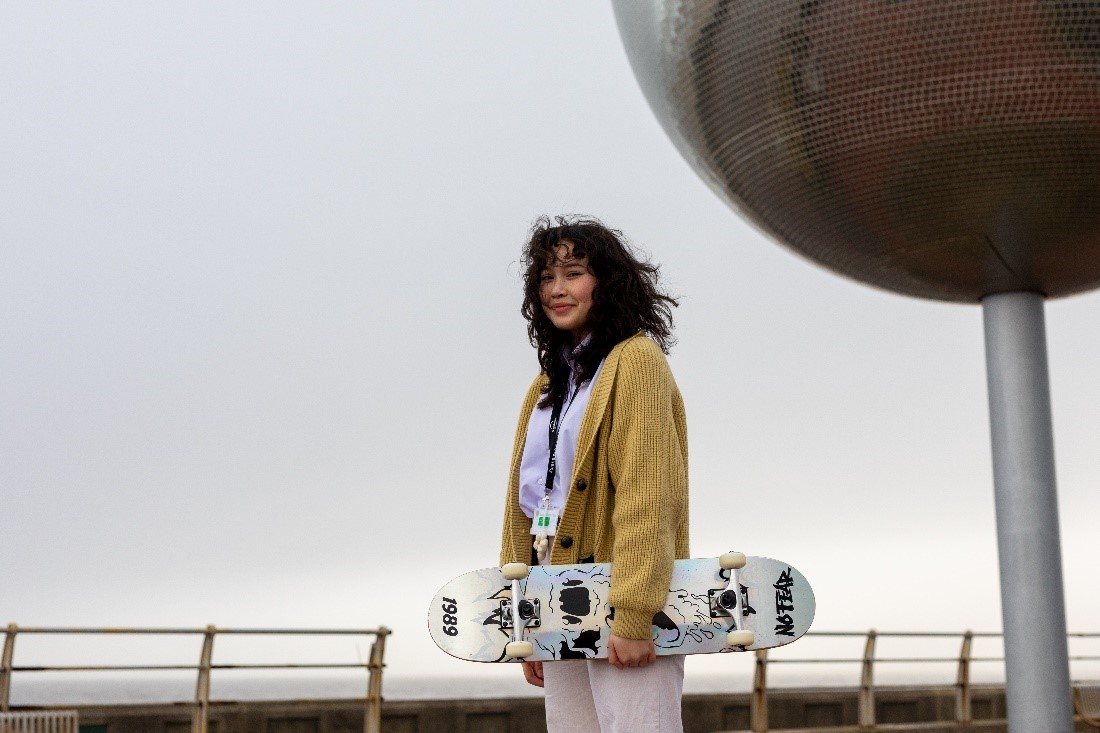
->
xmin=429 ymin=553 xmax=814 ymax=662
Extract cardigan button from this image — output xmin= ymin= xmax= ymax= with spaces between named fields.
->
xmin=560 ymin=536 xmax=573 ymax=549
xmin=575 ymin=478 xmax=587 ymax=492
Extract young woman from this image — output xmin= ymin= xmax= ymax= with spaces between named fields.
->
xmin=499 ymin=216 xmax=689 ymax=733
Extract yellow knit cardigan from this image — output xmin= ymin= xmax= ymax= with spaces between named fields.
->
xmin=499 ymin=333 xmax=689 ymax=640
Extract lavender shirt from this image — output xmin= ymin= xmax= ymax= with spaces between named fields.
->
xmin=518 ymin=343 xmax=606 ymax=519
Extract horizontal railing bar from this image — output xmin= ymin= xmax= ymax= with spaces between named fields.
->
xmin=11 ymin=627 xmax=383 ymax=636
xmin=212 ymin=628 xmax=385 ymax=635
xmin=14 ymin=665 xmax=199 ymax=672
xmin=804 ymin=631 xmax=1004 ymax=638
xmin=212 ymin=663 xmax=369 ymax=670
xmin=768 ymin=657 xmax=1005 ymax=664
xmin=766 ymin=652 xmax=1100 ymax=666
xmin=804 ymin=630 xmax=1099 ymax=639
xmin=13 ymin=663 xmax=370 ymax=672
xmin=13 ymin=628 xmax=204 ymax=635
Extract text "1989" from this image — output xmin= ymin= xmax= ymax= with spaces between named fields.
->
xmin=441 ymin=598 xmax=458 ymax=636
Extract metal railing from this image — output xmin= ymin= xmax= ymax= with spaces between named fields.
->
xmin=748 ymin=629 xmax=1100 ymax=732
xmin=0 ymin=623 xmax=390 ymax=733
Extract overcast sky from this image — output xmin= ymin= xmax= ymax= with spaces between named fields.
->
xmin=3 ymin=3 xmax=1099 ymax=689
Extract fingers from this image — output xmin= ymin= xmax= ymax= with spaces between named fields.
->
xmin=620 ymin=651 xmax=656 ymax=667
xmin=608 ymin=639 xmax=624 ymax=670
xmin=521 ymin=661 xmax=545 ymax=688
xmin=607 ymin=635 xmax=656 ymax=668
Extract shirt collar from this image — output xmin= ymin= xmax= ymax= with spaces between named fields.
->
xmin=563 ymin=333 xmax=592 ymax=371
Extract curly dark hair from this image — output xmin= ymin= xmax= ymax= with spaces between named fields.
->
xmin=520 ymin=215 xmax=678 ymax=408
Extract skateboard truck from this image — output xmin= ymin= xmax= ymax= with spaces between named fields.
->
xmin=708 ymin=588 xmax=740 ymax=618
xmin=713 ymin=551 xmax=755 ymax=648
xmin=499 ymin=598 xmax=542 ymax=629
xmin=500 ymin=563 xmax=535 ymax=658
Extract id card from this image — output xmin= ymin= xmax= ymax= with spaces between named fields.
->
xmin=529 ymin=505 xmax=560 ymax=536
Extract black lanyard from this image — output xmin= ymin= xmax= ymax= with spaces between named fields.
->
xmin=542 ymin=395 xmax=566 ymax=502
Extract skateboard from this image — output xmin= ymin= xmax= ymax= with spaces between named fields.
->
xmin=429 ymin=552 xmax=814 ymax=662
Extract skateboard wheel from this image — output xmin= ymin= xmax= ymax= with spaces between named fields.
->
xmin=501 ymin=563 xmax=529 ymax=580
xmin=505 ymin=640 xmax=534 ymax=658
xmin=726 ymin=630 xmax=755 ymax=648
xmin=719 ymin=552 xmax=747 ymax=570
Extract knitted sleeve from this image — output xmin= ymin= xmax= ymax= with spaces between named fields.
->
xmin=499 ymin=376 xmax=547 ymax=566
xmin=604 ymin=338 xmax=688 ymax=639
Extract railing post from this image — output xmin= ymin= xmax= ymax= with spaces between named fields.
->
xmin=0 ymin=624 xmax=15 ymax=712
xmin=956 ymin=630 xmax=974 ymax=724
xmin=751 ymin=648 xmax=769 ymax=733
xmin=364 ymin=626 xmax=389 ymax=733
xmin=193 ymin=625 xmax=216 ymax=733
xmin=858 ymin=629 xmax=877 ymax=728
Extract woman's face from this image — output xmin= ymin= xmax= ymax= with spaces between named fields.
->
xmin=539 ymin=243 xmax=598 ymax=347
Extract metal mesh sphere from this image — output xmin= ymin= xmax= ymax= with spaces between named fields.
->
xmin=614 ymin=0 xmax=1100 ymax=301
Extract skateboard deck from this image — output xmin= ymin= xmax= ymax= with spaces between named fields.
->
xmin=429 ymin=554 xmax=814 ymax=662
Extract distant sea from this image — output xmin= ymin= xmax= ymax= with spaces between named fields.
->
xmin=8 ymin=673 xmax=740 ymax=706
xmin=7 ymin=666 xmax=1008 ymax=707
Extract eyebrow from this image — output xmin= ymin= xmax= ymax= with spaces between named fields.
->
xmin=549 ymin=257 xmax=586 ymax=267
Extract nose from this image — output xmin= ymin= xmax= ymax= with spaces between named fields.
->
xmin=546 ymin=274 xmax=566 ymax=297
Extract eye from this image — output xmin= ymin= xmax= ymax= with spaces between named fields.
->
xmin=540 ymin=272 xmax=552 ymax=282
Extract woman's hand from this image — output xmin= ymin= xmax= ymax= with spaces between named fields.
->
xmin=607 ymin=634 xmax=657 ymax=670
xmin=521 ymin=660 xmax=545 ymax=687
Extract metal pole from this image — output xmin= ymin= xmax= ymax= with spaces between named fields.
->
xmin=956 ymin=630 xmax=973 ymax=725
xmin=193 ymin=625 xmax=216 ymax=733
xmin=364 ymin=626 xmax=388 ymax=733
xmin=982 ymin=291 xmax=1073 ymax=733
xmin=0 ymin=625 xmax=15 ymax=712
xmin=751 ymin=648 xmax=768 ymax=733
xmin=858 ymin=629 xmax=877 ymax=728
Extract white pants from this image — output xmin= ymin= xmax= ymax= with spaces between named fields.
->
xmin=542 ymin=655 xmax=685 ymax=733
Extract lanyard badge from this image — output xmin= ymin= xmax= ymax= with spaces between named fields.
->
xmin=531 ymin=390 xmax=569 ymax=562
xmin=529 ymin=496 xmax=560 ymax=536
xmin=530 ymin=394 xmax=565 ymax=538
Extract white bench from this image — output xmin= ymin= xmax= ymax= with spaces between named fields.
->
xmin=0 ymin=711 xmax=78 ymax=733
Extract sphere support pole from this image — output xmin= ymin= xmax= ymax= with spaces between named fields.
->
xmin=981 ymin=292 xmax=1072 ymax=733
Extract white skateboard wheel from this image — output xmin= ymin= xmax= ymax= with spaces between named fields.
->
xmin=719 ymin=552 xmax=747 ymax=570
xmin=505 ymin=640 xmax=534 ymax=658
xmin=726 ymin=630 xmax=755 ymax=648
xmin=501 ymin=562 xmax=529 ymax=580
